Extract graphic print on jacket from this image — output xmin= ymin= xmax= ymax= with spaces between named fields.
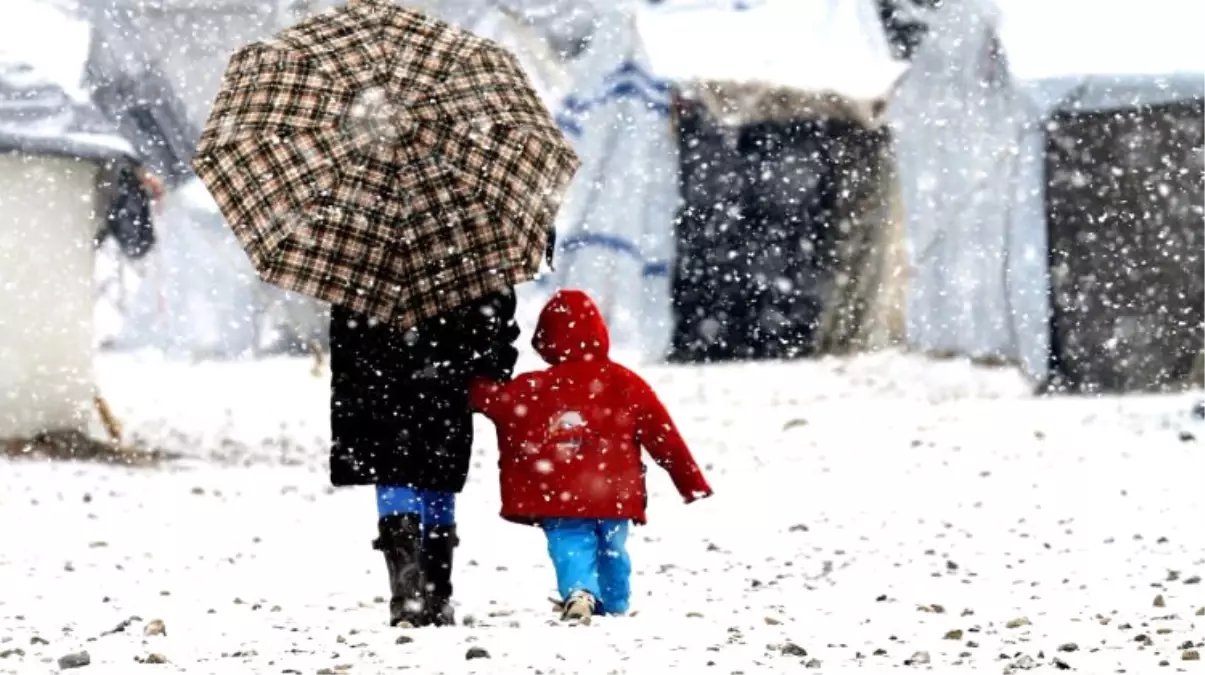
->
xmin=471 ymin=290 xmax=713 ymax=524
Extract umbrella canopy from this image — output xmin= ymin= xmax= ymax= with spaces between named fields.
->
xmin=192 ymin=0 xmax=579 ymax=330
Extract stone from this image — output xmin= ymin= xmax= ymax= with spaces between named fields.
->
xmin=466 ymin=647 xmax=490 ymax=660
xmin=779 ymin=643 xmax=807 ymax=657
xmin=57 ymin=651 xmax=91 ymax=670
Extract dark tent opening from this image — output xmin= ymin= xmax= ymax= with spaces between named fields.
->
xmin=1045 ymin=96 xmax=1205 ymax=393
xmin=667 ymin=81 xmax=900 ymax=364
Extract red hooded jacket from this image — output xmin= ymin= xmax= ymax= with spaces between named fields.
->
xmin=470 ymin=290 xmax=713 ymax=524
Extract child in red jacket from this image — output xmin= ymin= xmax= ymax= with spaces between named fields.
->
xmin=470 ymin=289 xmax=713 ymax=620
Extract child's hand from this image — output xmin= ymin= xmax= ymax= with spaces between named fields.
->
xmin=684 ymin=489 xmax=713 ymax=504
xmin=468 ymin=377 xmax=503 ymax=416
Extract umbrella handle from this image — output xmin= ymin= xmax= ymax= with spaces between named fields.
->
xmin=545 ymin=226 xmax=557 ymax=271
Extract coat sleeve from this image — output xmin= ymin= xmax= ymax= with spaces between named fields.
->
xmin=630 ymin=371 xmax=713 ymax=503
xmin=468 ymin=289 xmax=520 ymax=382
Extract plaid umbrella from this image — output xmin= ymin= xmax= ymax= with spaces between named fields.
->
xmin=192 ymin=0 xmax=579 ymax=329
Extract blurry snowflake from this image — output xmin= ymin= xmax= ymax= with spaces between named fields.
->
xmin=342 ymin=86 xmax=409 ymax=146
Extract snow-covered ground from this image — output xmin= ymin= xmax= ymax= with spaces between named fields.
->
xmin=2 ymin=351 xmax=1203 ymax=674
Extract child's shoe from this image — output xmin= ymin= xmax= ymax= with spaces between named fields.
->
xmin=560 ymin=590 xmax=597 ymax=623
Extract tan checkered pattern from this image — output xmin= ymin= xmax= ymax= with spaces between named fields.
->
xmin=192 ymin=0 xmax=579 ymax=329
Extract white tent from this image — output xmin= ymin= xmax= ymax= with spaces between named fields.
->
xmin=890 ymin=0 xmax=1205 ymax=384
xmin=1 ymin=0 xmax=139 ymax=439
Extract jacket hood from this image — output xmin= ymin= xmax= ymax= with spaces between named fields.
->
xmin=532 ymin=289 xmax=610 ymax=365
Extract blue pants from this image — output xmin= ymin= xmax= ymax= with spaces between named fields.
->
xmin=542 ymin=518 xmax=632 ymax=615
xmin=376 ymin=485 xmax=456 ymax=528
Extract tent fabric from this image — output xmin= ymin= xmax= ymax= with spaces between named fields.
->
xmin=889 ymin=0 xmax=1205 ymax=389
xmin=815 ymin=122 xmax=904 ymax=354
xmin=0 ymin=1 xmax=137 ymax=163
xmin=1 ymin=0 xmax=163 ymax=260
xmin=112 ymin=179 xmax=330 ymax=358
xmin=545 ymin=48 xmax=679 ymax=361
xmin=83 ymin=9 xmax=200 ymax=187
xmin=637 ymin=0 xmax=906 ymax=104
xmin=887 ymin=0 xmax=1049 ymax=376
xmin=3 ymin=0 xmax=197 ymax=182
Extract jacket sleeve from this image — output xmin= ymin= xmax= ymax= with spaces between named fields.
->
xmin=468 ymin=377 xmax=504 ymax=419
xmin=630 ymin=372 xmax=713 ymax=503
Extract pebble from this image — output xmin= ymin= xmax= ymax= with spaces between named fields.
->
xmin=1005 ymin=617 xmax=1031 ymax=629
xmin=905 ymin=651 xmax=931 ymax=666
xmin=1057 ymin=642 xmax=1078 ymax=652
xmin=803 ymin=658 xmax=822 ymax=668
xmin=395 ymin=636 xmax=413 ymax=645
xmin=143 ymin=620 xmax=166 ymax=637
xmin=58 ymin=651 xmax=91 ymax=670
xmin=944 ymin=629 xmax=964 ymax=640
xmin=138 ymin=653 xmax=169 ymax=664
xmin=1009 ymin=654 xmax=1038 ymax=671
xmin=1184 ymin=650 xmax=1201 ymax=661
xmin=1154 ymin=594 xmax=1166 ymax=608
xmin=466 ymin=647 xmax=490 ymax=660
xmin=779 ymin=643 xmax=807 ymax=657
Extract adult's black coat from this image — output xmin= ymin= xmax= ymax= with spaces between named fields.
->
xmin=329 ymin=289 xmax=520 ymax=492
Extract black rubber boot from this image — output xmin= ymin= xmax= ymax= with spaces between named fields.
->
xmin=421 ymin=524 xmax=458 ymax=626
xmin=372 ymin=514 xmax=427 ymax=627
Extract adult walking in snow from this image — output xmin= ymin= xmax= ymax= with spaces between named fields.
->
xmin=190 ymin=0 xmax=578 ymax=627
xmin=330 ymin=292 xmax=520 ymax=626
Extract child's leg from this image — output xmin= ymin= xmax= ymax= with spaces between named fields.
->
xmin=377 ymin=485 xmax=423 ymax=518
xmin=542 ymin=518 xmax=603 ymax=602
xmin=595 ymin=519 xmax=632 ymax=615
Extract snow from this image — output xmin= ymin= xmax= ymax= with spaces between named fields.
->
xmin=0 ymin=0 xmax=93 ymax=105
xmin=3 ymin=351 xmax=1203 ymax=673
xmin=636 ymin=0 xmax=906 ymax=101
xmin=997 ymin=0 xmax=1205 ymax=81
